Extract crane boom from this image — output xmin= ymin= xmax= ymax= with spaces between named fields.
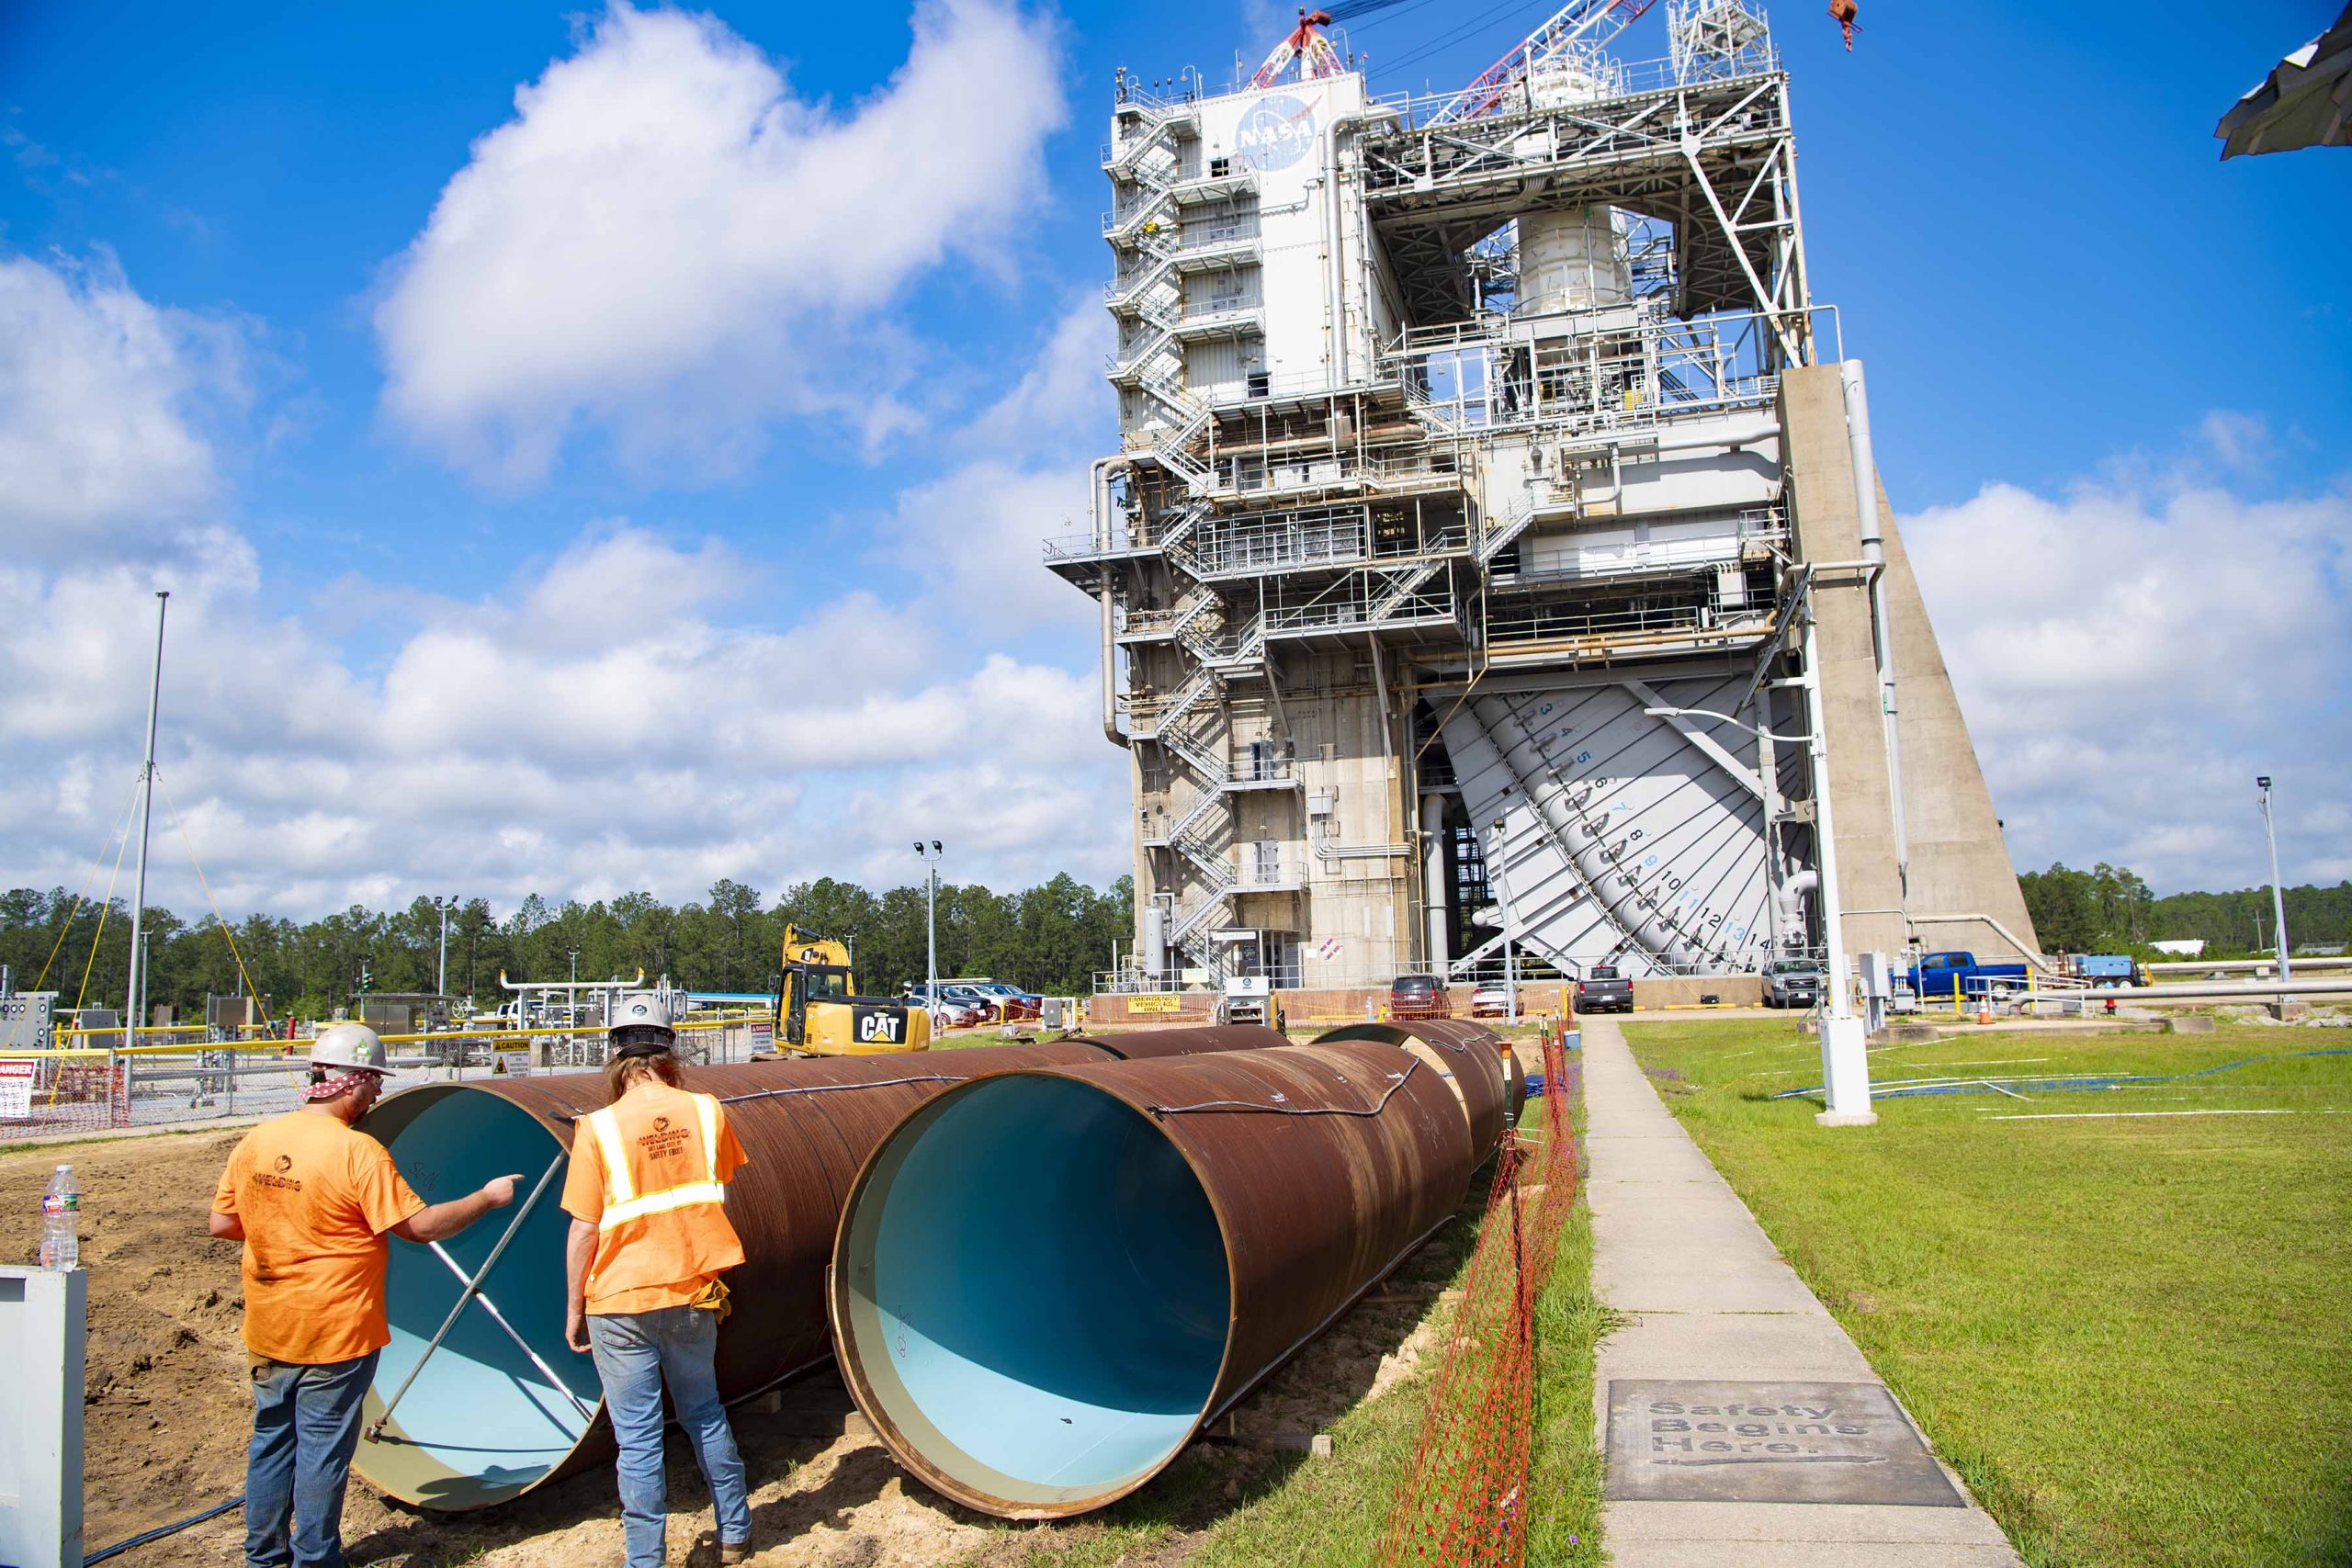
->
xmin=1250 ymin=8 xmax=1349 ymax=88
xmin=1426 ymin=0 xmax=1659 ymax=124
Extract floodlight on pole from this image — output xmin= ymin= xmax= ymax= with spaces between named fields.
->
xmin=914 ymin=840 xmax=944 ymax=1002
xmin=1646 ymin=613 xmax=1875 ymax=1129
xmin=125 ymin=591 xmax=169 ymax=1046
xmin=1489 ymin=817 xmax=1519 ymax=1025
xmin=2256 ymin=776 xmax=2292 ymax=1002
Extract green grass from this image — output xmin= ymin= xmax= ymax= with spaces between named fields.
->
xmin=1622 ymin=1017 xmax=2352 ymax=1568
xmin=954 ymin=1070 xmax=1609 ymax=1568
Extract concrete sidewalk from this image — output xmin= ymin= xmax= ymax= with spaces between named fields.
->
xmin=1582 ymin=1016 xmax=2023 ymax=1566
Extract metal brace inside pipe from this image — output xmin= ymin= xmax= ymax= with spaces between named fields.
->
xmin=366 ymin=1153 xmax=566 ymax=1443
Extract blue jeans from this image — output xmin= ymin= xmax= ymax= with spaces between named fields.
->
xmin=588 ymin=1305 xmax=750 ymax=1568
xmin=243 ymin=1349 xmax=378 ymax=1568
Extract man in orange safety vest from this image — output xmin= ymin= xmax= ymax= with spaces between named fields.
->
xmin=561 ymin=992 xmax=752 ymax=1566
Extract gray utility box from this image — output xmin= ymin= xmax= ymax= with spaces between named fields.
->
xmin=0 ymin=1266 xmax=86 ymax=1568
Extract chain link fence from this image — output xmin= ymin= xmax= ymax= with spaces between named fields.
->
xmin=0 ymin=1014 xmax=777 ymax=1142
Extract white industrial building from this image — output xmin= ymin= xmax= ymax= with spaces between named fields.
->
xmin=1046 ymin=1 xmax=2038 ymax=994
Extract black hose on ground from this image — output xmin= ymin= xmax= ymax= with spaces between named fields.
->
xmin=84 ymin=1495 xmax=243 ymax=1564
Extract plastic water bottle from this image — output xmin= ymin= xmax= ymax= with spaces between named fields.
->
xmin=40 ymin=1164 xmax=79 ymax=1270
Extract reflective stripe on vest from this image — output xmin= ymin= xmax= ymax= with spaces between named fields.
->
xmin=587 ymin=1092 xmax=726 ymax=1231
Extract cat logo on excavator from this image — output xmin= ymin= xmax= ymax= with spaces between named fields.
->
xmin=773 ymin=923 xmax=931 ymax=1056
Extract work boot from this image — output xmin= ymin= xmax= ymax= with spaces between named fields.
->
xmin=718 ymin=1542 xmax=752 ymax=1565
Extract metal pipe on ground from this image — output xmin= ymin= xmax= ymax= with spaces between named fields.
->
xmin=829 ymin=1039 xmax=1476 ymax=1519
xmin=2034 ymin=979 xmax=2352 ymax=1002
xmin=1311 ymin=1017 xmax=1520 ymax=1151
xmin=352 ymin=1025 xmax=1286 ymax=1511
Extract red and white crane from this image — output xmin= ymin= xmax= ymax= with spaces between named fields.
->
xmin=1248 ymin=8 xmax=1350 ymax=88
xmin=1426 ymin=0 xmax=1660 ymax=124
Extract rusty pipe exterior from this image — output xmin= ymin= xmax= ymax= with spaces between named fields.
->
xmin=830 ymin=1039 xmax=1476 ymax=1518
xmin=354 ymin=1025 xmax=1284 ymax=1511
xmin=1312 ymin=1017 xmax=1520 ymax=1153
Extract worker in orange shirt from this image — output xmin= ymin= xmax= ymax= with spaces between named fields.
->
xmin=561 ymin=993 xmax=752 ymax=1567
xmin=209 ymin=1023 xmax=520 ymax=1568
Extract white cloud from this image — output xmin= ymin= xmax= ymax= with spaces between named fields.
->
xmin=1906 ymin=443 xmax=2352 ymax=892
xmin=375 ymin=0 xmax=1066 ymax=486
xmin=0 ymin=241 xmax=1132 ymax=919
xmin=0 ymin=252 xmax=246 ymax=561
xmin=1 ymin=521 xmax=1133 ymax=917
xmin=880 ymin=301 xmax=1113 ymax=629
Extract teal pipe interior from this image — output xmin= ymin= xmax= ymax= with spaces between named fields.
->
xmin=363 ymin=1088 xmax=601 ymax=1508
xmin=850 ymin=1077 xmax=1230 ymax=1506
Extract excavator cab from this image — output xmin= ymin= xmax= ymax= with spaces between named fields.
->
xmin=775 ymin=925 xmax=931 ymax=1055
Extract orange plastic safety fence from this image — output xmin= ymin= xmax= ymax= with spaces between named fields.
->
xmin=1376 ymin=1032 xmax=1580 ymax=1568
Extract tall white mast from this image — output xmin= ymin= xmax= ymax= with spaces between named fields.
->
xmin=124 ymin=591 xmax=170 ymax=1042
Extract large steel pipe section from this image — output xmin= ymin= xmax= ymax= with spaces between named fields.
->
xmin=1312 ymin=1018 xmax=1520 ymax=1153
xmin=830 ymin=1040 xmax=1476 ymax=1518
xmin=355 ymin=1025 xmax=1284 ymax=1511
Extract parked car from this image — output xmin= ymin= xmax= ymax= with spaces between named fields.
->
xmin=1761 ymin=958 xmax=1824 ymax=1010
xmin=1469 ymin=982 xmax=1514 ymax=1018
xmin=1906 ymin=951 xmax=2030 ymax=1003
xmin=956 ymin=980 xmax=1044 ymax=1021
xmin=1574 ymin=965 xmax=1634 ymax=1014
xmin=1388 ymin=974 xmax=1452 ymax=1020
xmin=904 ymin=985 xmax=983 ymax=1030
xmin=938 ymin=984 xmax=1003 ymax=1023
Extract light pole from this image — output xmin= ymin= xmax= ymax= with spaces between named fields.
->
xmin=914 ymin=840 xmax=944 ymax=1000
xmin=2257 ymin=776 xmax=2292 ymax=1000
xmin=435 ymin=896 xmax=456 ymax=998
xmin=1488 ymin=817 xmax=1520 ymax=1024
xmin=125 ymin=591 xmax=170 ymax=1043
xmin=1645 ymin=604 xmax=1875 ymax=1127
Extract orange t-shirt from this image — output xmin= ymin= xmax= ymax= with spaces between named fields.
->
xmin=211 ymin=1111 xmax=427 ymax=1364
xmin=560 ymin=1083 xmax=748 ymax=1314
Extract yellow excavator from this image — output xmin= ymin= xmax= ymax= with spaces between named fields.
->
xmin=775 ymin=924 xmax=931 ymax=1055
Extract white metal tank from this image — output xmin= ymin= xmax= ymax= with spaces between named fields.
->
xmin=1519 ymin=207 xmax=1632 ymax=312
xmin=1515 ymin=46 xmax=1633 ymax=314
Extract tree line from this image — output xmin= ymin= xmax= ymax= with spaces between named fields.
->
xmin=2017 ymin=863 xmax=2352 ymax=957
xmin=9 ymin=860 xmax=2342 ymax=1023
xmin=0 ymin=874 xmax=1135 ymax=1024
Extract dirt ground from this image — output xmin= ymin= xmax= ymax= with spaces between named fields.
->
xmin=2 ymin=1116 xmax=1476 ymax=1567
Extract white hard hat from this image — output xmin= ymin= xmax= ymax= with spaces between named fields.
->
xmin=309 ymin=1021 xmax=391 ymax=1075
xmin=610 ymin=991 xmax=676 ymax=1036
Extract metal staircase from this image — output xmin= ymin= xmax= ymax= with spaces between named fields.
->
xmin=1098 ymin=89 xmax=1284 ymax=988
xmin=1369 ymin=558 xmax=1449 ymax=623
xmin=1477 ymin=498 xmax=1540 ymax=564
xmin=1103 ymin=101 xmax=1185 ymax=178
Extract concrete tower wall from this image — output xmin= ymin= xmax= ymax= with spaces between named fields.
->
xmin=1780 ymin=366 xmax=2039 ymax=964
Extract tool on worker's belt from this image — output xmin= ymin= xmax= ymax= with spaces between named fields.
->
xmin=1828 ymin=0 xmax=1859 ymax=50
xmin=688 ymin=1277 xmax=733 ymax=1323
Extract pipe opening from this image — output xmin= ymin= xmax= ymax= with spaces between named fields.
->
xmin=836 ymin=1076 xmax=1231 ymax=1513
xmin=360 ymin=1086 xmax=602 ymax=1509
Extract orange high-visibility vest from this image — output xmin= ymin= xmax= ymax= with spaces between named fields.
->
xmin=582 ymin=1091 xmax=727 ymax=1230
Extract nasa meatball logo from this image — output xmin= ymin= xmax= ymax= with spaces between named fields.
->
xmin=1237 ymin=93 xmax=1317 ymax=172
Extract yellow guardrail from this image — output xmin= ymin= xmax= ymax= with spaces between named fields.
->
xmin=47 ymin=1013 xmax=765 ymax=1048
xmin=8 ymin=1042 xmax=298 ymax=1060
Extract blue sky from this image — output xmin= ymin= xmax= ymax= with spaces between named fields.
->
xmin=1 ymin=0 xmax=2346 ymax=919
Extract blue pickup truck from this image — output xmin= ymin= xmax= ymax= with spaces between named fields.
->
xmin=1906 ymin=951 xmax=2030 ymax=1001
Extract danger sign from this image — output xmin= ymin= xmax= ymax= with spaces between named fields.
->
xmin=0 ymin=1058 xmax=35 ymax=1121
